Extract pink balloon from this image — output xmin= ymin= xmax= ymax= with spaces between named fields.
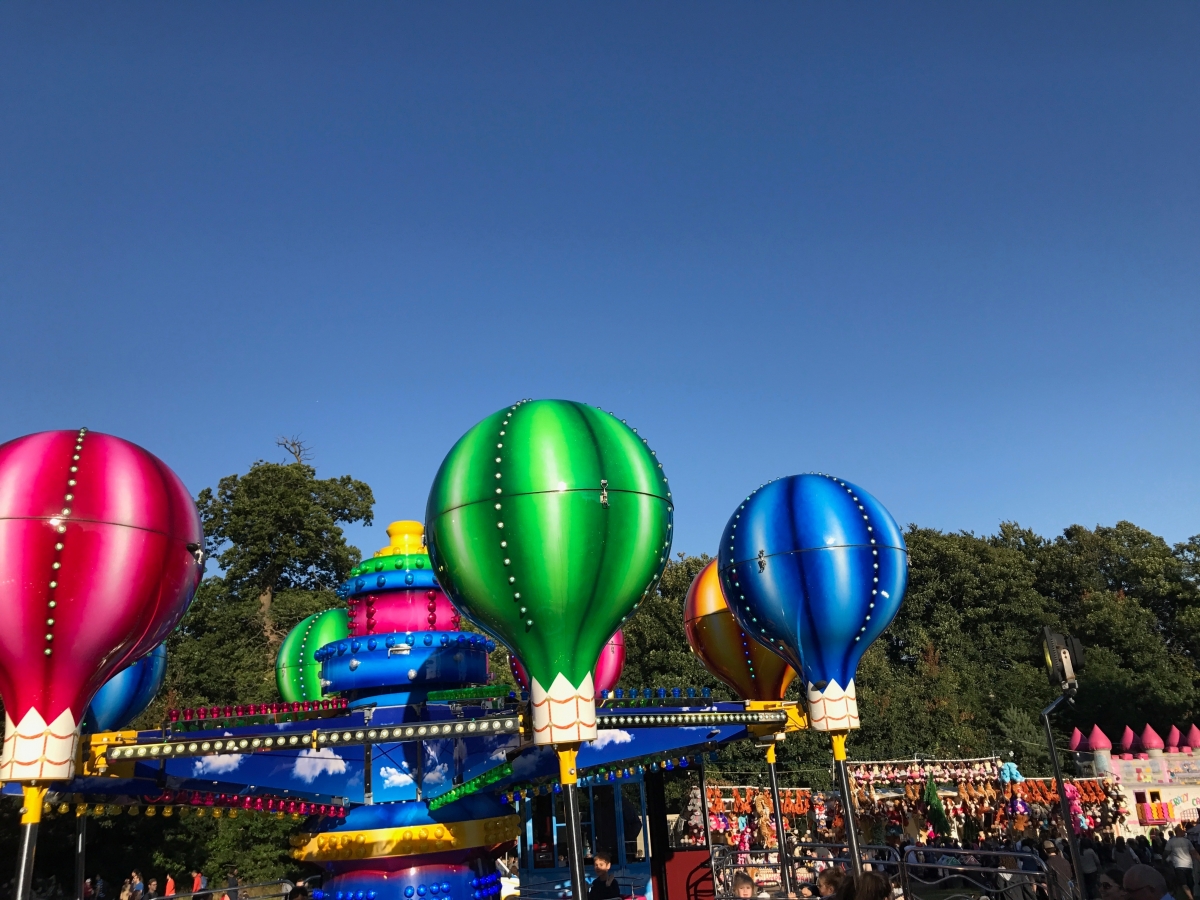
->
xmin=0 ymin=430 xmax=203 ymax=780
xmin=593 ymin=630 xmax=626 ymax=694
xmin=510 ymin=629 xmax=625 ymax=694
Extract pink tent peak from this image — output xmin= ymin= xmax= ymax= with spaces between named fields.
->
xmin=1069 ymin=728 xmax=1088 ymax=752
xmin=1088 ymin=725 xmax=1112 ymax=750
xmin=1121 ymin=726 xmax=1138 ymax=752
xmin=1167 ymin=726 xmax=1182 ymax=749
xmin=1188 ymin=725 xmax=1200 ymax=749
xmin=1142 ymin=725 xmax=1165 ymax=750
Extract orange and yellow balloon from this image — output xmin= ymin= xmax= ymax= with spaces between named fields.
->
xmin=684 ymin=560 xmax=796 ymax=701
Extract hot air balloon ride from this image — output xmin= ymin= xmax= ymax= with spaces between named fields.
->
xmin=717 ymin=473 xmax=908 ymax=874
xmin=509 ymin=630 xmax=626 ymax=697
xmin=684 ymin=560 xmax=799 ymax=892
xmin=684 ymin=561 xmax=795 ymax=703
xmin=276 ymin=609 xmax=349 ymax=704
xmin=0 ymin=429 xmax=203 ymax=899
xmin=426 ymin=399 xmax=672 ymax=896
xmin=83 ymin=644 xmax=168 ymax=732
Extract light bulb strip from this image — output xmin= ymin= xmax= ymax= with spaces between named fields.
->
xmin=168 ymin=698 xmax=349 ymax=730
xmin=106 ymin=715 xmax=523 ymax=762
xmin=426 ymin=685 xmax=513 ymax=702
xmin=43 ymin=427 xmax=87 ymax=656
xmin=426 ymin=761 xmax=513 ymax=811
xmin=596 ymin=709 xmax=787 ymax=728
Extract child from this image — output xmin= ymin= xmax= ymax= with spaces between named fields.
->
xmin=589 ymin=851 xmax=623 ymax=900
xmin=734 ymin=872 xmax=756 ymax=899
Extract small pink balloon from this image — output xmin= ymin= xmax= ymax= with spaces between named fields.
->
xmin=510 ymin=629 xmax=625 ymax=694
xmin=593 ymin=630 xmax=626 ymax=695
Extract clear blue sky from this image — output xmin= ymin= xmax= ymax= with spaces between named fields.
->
xmin=2 ymin=4 xmax=1197 ymax=559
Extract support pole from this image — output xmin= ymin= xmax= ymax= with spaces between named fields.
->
xmin=765 ymin=743 xmax=793 ymax=896
xmin=832 ymin=733 xmax=863 ymax=878
xmin=558 ymin=748 xmax=588 ymax=900
xmin=16 ymin=785 xmax=47 ymax=900
xmin=1042 ymin=697 xmax=1082 ymax=900
xmin=75 ymin=811 xmax=88 ymax=900
xmin=698 ymin=755 xmax=713 ymax=852
xmin=363 ymin=744 xmax=374 ymax=805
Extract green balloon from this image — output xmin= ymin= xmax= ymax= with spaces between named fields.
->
xmin=276 ymin=608 xmax=348 ymax=703
xmin=426 ymin=399 xmax=672 ymax=744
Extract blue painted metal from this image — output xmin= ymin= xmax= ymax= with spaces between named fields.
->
xmin=319 ymin=632 xmax=490 ymax=695
xmin=339 ymin=570 xmax=441 ymax=598
xmin=718 ymin=474 xmax=908 ymax=709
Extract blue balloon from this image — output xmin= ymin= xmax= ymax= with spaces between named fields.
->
xmin=83 ymin=644 xmax=168 ymax=732
xmin=718 ymin=474 xmax=907 ymax=731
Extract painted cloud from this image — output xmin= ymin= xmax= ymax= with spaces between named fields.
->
xmin=193 ymin=754 xmax=244 ymax=776
xmin=380 ymin=765 xmax=414 ymax=788
xmin=294 ymin=747 xmax=347 ymax=784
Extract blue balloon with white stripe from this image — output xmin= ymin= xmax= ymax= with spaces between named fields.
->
xmin=717 ymin=474 xmax=907 ymax=731
xmin=83 ymin=643 xmax=168 ymax=732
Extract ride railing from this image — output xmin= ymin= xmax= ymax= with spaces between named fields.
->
xmin=515 ymin=872 xmax=646 ymax=900
xmin=711 ymin=841 xmax=1062 ymax=900
xmin=156 ymin=880 xmax=296 ymax=900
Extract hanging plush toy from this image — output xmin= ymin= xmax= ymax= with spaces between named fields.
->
xmin=999 ymin=761 xmax=1024 ymax=784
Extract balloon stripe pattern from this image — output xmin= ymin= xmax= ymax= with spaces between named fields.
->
xmin=718 ymin=474 xmax=907 ymax=731
xmin=0 ymin=430 xmax=202 ymax=779
xmin=427 ymin=400 xmax=671 ymax=745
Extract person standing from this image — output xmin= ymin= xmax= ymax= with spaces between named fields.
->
xmin=1081 ymin=838 xmax=1103 ymax=900
xmin=146 ymin=879 xmax=160 ymax=900
xmin=226 ymin=868 xmax=239 ymax=900
xmin=164 ymin=876 xmax=175 ymax=898
xmin=1045 ymin=840 xmax=1078 ymax=900
xmin=1163 ymin=828 xmax=1195 ymax=900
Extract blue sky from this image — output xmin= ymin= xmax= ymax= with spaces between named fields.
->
xmin=2 ymin=3 xmax=1197 ymax=558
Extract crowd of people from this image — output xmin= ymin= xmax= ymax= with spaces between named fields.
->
xmin=717 ymin=823 xmax=1200 ymax=900
xmin=77 ymin=868 xmax=310 ymax=900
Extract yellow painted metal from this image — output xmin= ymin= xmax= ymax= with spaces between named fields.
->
xmin=20 ymin=785 xmax=47 ymax=824
xmin=744 ymin=699 xmax=807 ymax=739
xmin=831 ymin=731 xmax=848 ymax=762
xmin=376 ymin=521 xmax=426 ymax=558
xmin=290 ymin=813 xmax=521 ymax=862
xmin=78 ymin=731 xmax=138 ymax=777
xmin=558 ymin=746 xmax=579 ymax=785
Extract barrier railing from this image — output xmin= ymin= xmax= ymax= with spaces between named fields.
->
xmin=711 ymin=841 xmax=1062 ymax=900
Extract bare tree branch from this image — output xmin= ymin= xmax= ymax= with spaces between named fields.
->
xmin=276 ymin=435 xmax=313 ymax=464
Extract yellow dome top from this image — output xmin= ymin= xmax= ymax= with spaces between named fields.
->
xmin=375 ymin=520 xmax=426 ymax=558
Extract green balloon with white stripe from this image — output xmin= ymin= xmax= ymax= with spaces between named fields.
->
xmin=276 ymin=608 xmax=349 ymax=703
xmin=426 ymin=399 xmax=672 ymax=745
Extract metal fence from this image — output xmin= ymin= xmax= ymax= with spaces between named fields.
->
xmin=711 ymin=841 xmax=1063 ymax=900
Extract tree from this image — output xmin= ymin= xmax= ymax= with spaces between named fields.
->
xmin=195 ymin=461 xmax=374 ymax=651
